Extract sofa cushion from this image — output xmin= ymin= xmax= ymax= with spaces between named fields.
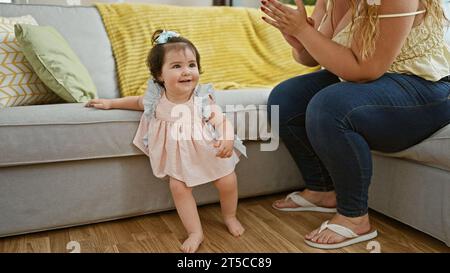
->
xmin=0 ymin=88 xmax=271 ymax=167
xmin=0 ymin=3 xmax=119 ymax=99
xmin=0 ymin=15 xmax=61 ymax=107
xmin=373 ymin=124 xmax=450 ymax=172
xmin=15 ymin=24 xmax=98 ymax=103
xmin=0 ymin=103 xmax=143 ymax=167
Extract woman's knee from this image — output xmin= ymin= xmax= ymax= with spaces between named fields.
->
xmin=267 ymin=81 xmax=289 ymax=111
xmin=267 ymin=79 xmax=308 ymax=124
xmin=268 ymin=70 xmax=340 ymax=113
xmin=305 ymin=85 xmax=353 ymax=135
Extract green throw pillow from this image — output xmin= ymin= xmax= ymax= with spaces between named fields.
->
xmin=14 ymin=24 xmax=97 ymax=103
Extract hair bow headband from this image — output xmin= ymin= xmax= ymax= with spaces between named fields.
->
xmin=155 ymin=30 xmax=180 ymax=44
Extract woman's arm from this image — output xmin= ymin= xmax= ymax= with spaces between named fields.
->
xmin=291 ymin=0 xmax=326 ymax=66
xmin=263 ymin=0 xmax=420 ymax=82
xmin=85 ymin=96 xmax=144 ymax=111
xmin=274 ymin=0 xmax=349 ymax=67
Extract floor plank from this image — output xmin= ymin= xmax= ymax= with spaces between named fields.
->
xmin=0 ymin=193 xmax=448 ymax=253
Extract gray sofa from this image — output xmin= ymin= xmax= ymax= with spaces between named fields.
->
xmin=0 ymin=3 xmax=449 ymax=248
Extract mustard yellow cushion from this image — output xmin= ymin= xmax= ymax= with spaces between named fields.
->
xmin=0 ymin=15 xmax=61 ymax=108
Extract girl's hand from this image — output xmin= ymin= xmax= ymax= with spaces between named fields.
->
xmin=261 ymin=0 xmax=309 ymax=37
xmin=85 ymin=98 xmax=113 ymax=110
xmin=214 ymin=140 xmax=234 ymax=158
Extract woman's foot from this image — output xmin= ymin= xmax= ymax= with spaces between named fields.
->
xmin=305 ymin=213 xmax=372 ymax=245
xmin=181 ymin=232 xmax=204 ymax=253
xmin=224 ymin=216 xmax=245 ymax=237
xmin=272 ymin=189 xmax=337 ymax=210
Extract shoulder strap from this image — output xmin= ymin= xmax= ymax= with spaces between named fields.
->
xmin=378 ymin=10 xmax=426 ymax=19
xmin=318 ymin=0 xmax=333 ymax=32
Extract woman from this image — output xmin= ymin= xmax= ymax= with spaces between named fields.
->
xmin=261 ymin=0 xmax=450 ymax=249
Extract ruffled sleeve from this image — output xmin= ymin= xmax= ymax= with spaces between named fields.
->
xmin=143 ymin=79 xmax=163 ymax=119
xmin=133 ymin=79 xmax=163 ymax=156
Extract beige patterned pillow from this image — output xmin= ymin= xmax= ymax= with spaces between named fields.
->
xmin=0 ymin=15 xmax=61 ymax=108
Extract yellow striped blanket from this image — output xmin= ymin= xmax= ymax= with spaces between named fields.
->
xmin=96 ymin=3 xmax=318 ymax=97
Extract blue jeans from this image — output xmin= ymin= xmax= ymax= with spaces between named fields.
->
xmin=268 ymin=70 xmax=450 ymax=217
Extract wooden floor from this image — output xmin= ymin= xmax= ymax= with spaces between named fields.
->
xmin=0 ymin=193 xmax=448 ymax=253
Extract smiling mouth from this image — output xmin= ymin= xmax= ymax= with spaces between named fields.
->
xmin=179 ymin=80 xmax=192 ymax=83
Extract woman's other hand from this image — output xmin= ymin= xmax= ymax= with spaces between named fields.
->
xmin=282 ymin=17 xmax=314 ymax=49
xmin=261 ymin=0 xmax=309 ymax=37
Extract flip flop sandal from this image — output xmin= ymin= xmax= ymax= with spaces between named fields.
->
xmin=272 ymin=191 xmax=337 ymax=213
xmin=304 ymin=220 xmax=378 ymax=249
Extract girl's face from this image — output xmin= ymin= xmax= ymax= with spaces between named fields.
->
xmin=158 ymin=47 xmax=200 ymax=95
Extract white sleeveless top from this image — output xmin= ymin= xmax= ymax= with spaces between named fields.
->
xmin=323 ymin=1 xmax=450 ymax=81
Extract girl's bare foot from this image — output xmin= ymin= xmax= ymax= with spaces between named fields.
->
xmin=272 ymin=189 xmax=337 ymax=209
xmin=224 ymin=216 xmax=245 ymax=237
xmin=181 ymin=232 xmax=204 ymax=253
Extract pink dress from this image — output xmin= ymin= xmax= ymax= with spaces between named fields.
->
xmin=133 ymin=91 xmax=240 ymax=187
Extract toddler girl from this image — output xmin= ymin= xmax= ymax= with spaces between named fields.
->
xmin=85 ymin=30 xmax=246 ymax=253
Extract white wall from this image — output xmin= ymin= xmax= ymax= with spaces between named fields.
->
xmin=232 ymin=0 xmax=258 ymax=8
xmin=86 ymin=0 xmax=212 ymax=6
xmin=13 ymin=0 xmax=212 ymax=6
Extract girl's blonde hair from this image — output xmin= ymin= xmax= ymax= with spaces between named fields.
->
xmin=329 ymin=0 xmax=448 ymax=60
